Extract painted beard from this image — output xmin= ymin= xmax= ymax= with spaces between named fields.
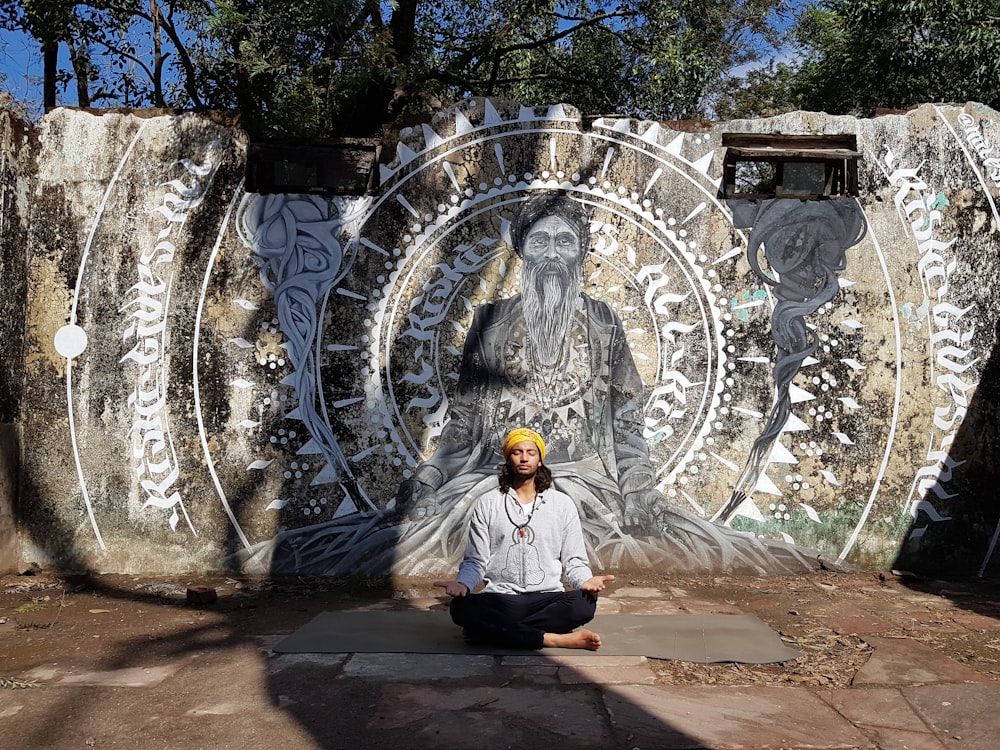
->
xmin=521 ymin=257 xmax=582 ymax=366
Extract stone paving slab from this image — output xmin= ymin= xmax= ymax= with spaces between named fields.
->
xmin=371 ymin=683 xmax=611 ymax=748
xmin=501 ymin=664 xmax=560 ymax=684
xmin=948 ymin=609 xmax=1000 ymax=631
xmin=595 ymin=598 xmax=623 ymax=613
xmin=899 ymin=610 xmax=966 ymax=634
xmin=503 ymin=653 xmax=648 ymax=667
xmin=21 ymin=663 xmax=180 ymax=687
xmin=806 ymin=600 xmax=897 ymax=635
xmin=854 ymin=636 xmax=992 ymax=685
xmin=608 ymin=587 xmax=664 ymax=598
xmin=2 ymin=644 xmax=315 ymax=750
xmin=396 ymin=597 xmax=449 ymax=611
xmin=902 ymin=683 xmax=1000 ymax=750
xmin=340 ymin=652 xmax=496 ymax=680
xmin=675 ymin=598 xmax=745 ymax=615
xmin=616 ymin=599 xmax=689 ymax=615
xmin=2 ymin=572 xmax=997 ymax=749
xmin=817 ymin=687 xmax=949 ymax=750
xmin=558 ymin=663 xmax=655 ymax=685
xmin=603 ymin=684 xmax=875 ymax=749
xmin=266 ymin=652 xmax=349 ymax=674
xmin=501 ymin=653 xmax=651 ymax=686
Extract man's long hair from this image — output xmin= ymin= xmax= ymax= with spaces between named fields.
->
xmin=499 ymin=462 xmax=553 ymax=494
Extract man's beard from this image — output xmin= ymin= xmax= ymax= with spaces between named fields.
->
xmin=521 ymin=259 xmax=582 ymax=366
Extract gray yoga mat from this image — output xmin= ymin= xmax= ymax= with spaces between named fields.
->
xmin=273 ymin=611 xmax=800 ymax=663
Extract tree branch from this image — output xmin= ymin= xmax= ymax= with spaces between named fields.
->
xmin=321 ymin=0 xmax=383 ymax=62
xmin=89 ymin=37 xmax=157 ymax=91
xmin=425 ymin=68 xmax=601 ymax=91
xmin=492 ymin=9 xmax=637 ymax=56
xmin=103 ymin=1 xmax=204 ymax=107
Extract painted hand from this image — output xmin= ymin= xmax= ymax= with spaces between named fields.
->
xmin=622 ymin=490 xmax=663 ymax=536
xmin=395 ymin=479 xmax=441 ymax=520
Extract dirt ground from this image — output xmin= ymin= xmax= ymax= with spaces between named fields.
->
xmin=3 ymin=568 xmax=999 ymax=692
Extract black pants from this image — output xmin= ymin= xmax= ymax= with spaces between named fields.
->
xmin=449 ymin=589 xmax=597 ymax=649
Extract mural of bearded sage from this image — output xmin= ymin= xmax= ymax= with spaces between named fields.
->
xmin=239 ymin=187 xmax=828 ymax=577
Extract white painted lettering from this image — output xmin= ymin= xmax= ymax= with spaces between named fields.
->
xmin=884 ymin=150 xmax=979 ymax=524
xmin=119 ymin=142 xmax=221 ymax=532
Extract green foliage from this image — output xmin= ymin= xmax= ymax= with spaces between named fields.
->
xmin=712 ymin=60 xmax=800 ymax=119
xmin=627 ymin=0 xmax=789 ymax=120
xmin=191 ymin=1 xmax=396 ymax=136
xmin=1 ymin=1 xmax=211 ymax=108
xmin=1 ymin=1 xmax=792 ymax=137
xmin=786 ymin=0 xmax=1000 ymax=114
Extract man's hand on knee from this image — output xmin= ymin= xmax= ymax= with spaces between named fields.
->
xmin=433 ymin=580 xmax=470 ymax=597
xmin=580 ymin=574 xmax=615 ymax=594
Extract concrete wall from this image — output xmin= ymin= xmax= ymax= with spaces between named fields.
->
xmin=0 ymin=424 xmax=18 ymax=573
xmin=3 ymin=101 xmax=999 ymax=578
xmin=0 ymin=96 xmax=28 ymax=573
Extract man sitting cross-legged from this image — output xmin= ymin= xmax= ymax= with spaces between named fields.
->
xmin=433 ymin=428 xmax=615 ymax=650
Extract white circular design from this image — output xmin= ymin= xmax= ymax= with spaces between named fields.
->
xmin=54 ymin=324 xmax=88 ymax=359
xmin=316 ymin=113 xmax=748 ymax=509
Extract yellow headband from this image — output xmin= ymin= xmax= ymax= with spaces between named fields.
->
xmin=502 ymin=428 xmax=546 ymax=462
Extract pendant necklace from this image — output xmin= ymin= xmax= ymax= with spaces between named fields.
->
xmin=505 ymin=492 xmax=540 ymax=538
xmin=527 ymin=334 xmax=571 ymax=406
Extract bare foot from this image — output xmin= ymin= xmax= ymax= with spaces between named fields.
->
xmin=542 ymin=629 xmax=602 ymax=650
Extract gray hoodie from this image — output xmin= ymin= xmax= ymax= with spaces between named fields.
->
xmin=456 ymin=487 xmax=593 ymax=594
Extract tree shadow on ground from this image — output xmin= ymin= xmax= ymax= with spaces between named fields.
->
xmin=1 ymin=572 xmax=711 ymax=749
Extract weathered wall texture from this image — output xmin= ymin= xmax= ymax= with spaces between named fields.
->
xmin=1 ymin=97 xmax=29 ymax=572
xmin=0 ymin=97 xmax=28 ymax=422
xmin=3 ymin=101 xmax=998 ymax=578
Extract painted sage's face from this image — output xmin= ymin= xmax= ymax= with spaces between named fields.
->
xmin=522 ymin=215 xmax=583 ymax=270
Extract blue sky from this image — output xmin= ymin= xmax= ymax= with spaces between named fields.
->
xmin=1 ymin=28 xmax=47 ymax=115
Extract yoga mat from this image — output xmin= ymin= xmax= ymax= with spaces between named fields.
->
xmin=273 ymin=611 xmax=800 ymax=663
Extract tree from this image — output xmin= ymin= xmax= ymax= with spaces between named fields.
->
xmin=0 ymin=1 xmax=73 ymax=108
xmin=1 ymin=1 xmax=794 ymax=137
xmin=207 ymin=0 xmax=794 ymax=136
xmin=784 ymin=0 xmax=1000 ymax=114
xmin=0 ymin=1 xmax=210 ymax=109
xmin=711 ymin=60 xmax=800 ymax=120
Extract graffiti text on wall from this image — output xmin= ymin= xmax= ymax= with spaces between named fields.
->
xmin=120 ymin=145 xmax=220 ymax=531
xmin=884 ymin=149 xmax=977 ymax=536
xmin=957 ymin=112 xmax=1000 ymax=189
xmin=396 ymin=238 xmax=498 ymax=445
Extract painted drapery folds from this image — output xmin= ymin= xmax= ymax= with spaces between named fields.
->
xmin=716 ymin=200 xmax=867 ymax=525
xmin=11 ymin=101 xmax=1000 ymax=578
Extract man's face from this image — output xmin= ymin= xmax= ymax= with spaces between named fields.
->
xmin=522 ymin=215 xmax=582 ymax=270
xmin=506 ymin=440 xmax=541 ymax=479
